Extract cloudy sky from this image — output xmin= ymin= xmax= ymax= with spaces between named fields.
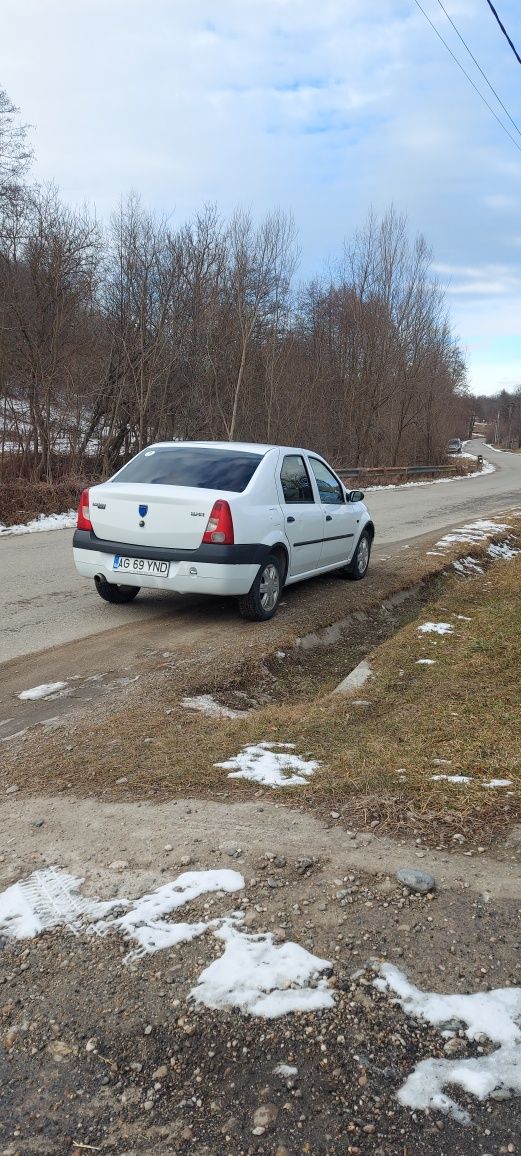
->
xmin=1 ymin=0 xmax=520 ymax=396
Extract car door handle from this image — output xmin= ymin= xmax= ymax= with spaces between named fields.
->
xmin=325 ymin=514 xmax=332 ymax=521
xmin=287 ymin=516 xmax=295 ymax=523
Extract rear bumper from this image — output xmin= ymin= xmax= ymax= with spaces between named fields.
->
xmin=72 ymin=533 xmax=264 ymax=597
xmin=73 ymin=528 xmax=270 ymax=567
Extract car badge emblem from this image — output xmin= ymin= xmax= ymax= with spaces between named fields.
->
xmin=138 ymin=504 xmax=148 ymax=518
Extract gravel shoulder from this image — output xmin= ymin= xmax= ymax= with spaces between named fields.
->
xmin=1 ymin=796 xmax=521 ymax=1155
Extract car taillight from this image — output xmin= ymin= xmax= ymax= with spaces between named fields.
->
xmin=202 ymin=500 xmax=234 ymax=545
xmin=77 ymin=488 xmax=93 ymax=532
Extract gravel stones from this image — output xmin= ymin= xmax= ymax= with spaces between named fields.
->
xmin=2 ymin=855 xmax=520 ymax=1153
xmin=396 ymin=867 xmax=436 ymax=894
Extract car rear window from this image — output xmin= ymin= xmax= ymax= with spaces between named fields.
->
xmin=112 ymin=446 xmax=264 ymax=492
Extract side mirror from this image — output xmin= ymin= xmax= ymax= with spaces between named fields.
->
xmin=349 ymin=490 xmax=364 ymax=503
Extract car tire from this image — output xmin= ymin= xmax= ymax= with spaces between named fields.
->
xmin=238 ymin=554 xmax=283 ymax=621
xmin=95 ymin=576 xmax=140 ymax=604
xmin=343 ymin=530 xmax=371 ymax=581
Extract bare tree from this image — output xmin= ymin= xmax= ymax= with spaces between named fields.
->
xmin=1 ymin=185 xmax=101 ymax=479
xmin=0 ymin=178 xmax=469 ymax=488
xmin=0 ymin=87 xmax=32 ymax=208
xmin=224 ymin=209 xmax=297 ymax=440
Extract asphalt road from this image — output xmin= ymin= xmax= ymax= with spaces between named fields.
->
xmin=1 ymin=439 xmax=520 ymax=666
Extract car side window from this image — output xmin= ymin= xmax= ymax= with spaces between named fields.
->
xmin=280 ymin=455 xmax=314 ymax=504
xmin=309 ymin=458 xmax=344 ymax=504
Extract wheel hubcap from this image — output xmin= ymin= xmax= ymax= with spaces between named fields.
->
xmin=357 ymin=537 xmax=369 ymax=573
xmin=259 ymin=562 xmax=280 ymax=611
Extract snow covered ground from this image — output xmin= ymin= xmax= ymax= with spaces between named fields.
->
xmin=375 ymin=962 xmax=521 ymax=1124
xmin=215 ymin=741 xmax=321 ymax=788
xmin=0 ymin=510 xmax=76 ymax=536
xmin=2 ymin=866 xmax=520 ymax=1122
xmin=0 ymin=866 xmax=333 ymax=1017
xmin=418 ymin=622 xmax=454 ymax=635
xmin=17 ymin=681 xmax=68 ymax=701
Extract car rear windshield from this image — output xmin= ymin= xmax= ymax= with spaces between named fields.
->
xmin=112 ymin=446 xmax=264 ymax=492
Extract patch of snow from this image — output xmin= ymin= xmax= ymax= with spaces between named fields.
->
xmin=114 ymin=870 xmax=244 ymax=936
xmin=488 ymin=542 xmax=520 ymax=561
xmin=375 ymin=963 xmax=521 ymax=1124
xmin=0 ymin=510 xmax=76 ymax=536
xmin=483 ymin=779 xmax=512 ymax=789
xmin=215 ymin=741 xmax=320 ymax=788
xmin=0 ymin=868 xmax=120 ymax=939
xmin=416 ymin=659 xmax=436 ymax=665
xmin=435 ymin=520 xmax=510 ymax=549
xmin=120 ymin=918 xmax=211 ymax=960
xmin=181 ymin=695 xmax=248 ymax=719
xmin=453 ymin=556 xmax=484 ymax=576
xmin=431 ymin=775 xmax=471 ymax=784
xmin=17 ymin=681 xmax=68 ymax=701
xmin=418 ymin=623 xmax=454 ymax=635
xmin=454 ymin=615 xmax=472 ymax=621
xmin=190 ymin=922 xmax=333 ymax=1018
xmin=0 ymin=867 xmax=243 ymax=950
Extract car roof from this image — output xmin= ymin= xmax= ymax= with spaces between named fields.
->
xmin=147 ymin=440 xmax=326 ymax=458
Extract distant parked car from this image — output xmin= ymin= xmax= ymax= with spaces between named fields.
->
xmin=73 ymin=441 xmax=375 ymax=621
xmin=448 ymin=438 xmax=463 ymax=453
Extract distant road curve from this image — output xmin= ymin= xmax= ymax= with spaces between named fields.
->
xmin=1 ymin=440 xmax=520 ymax=665
xmin=364 ymin=438 xmax=521 ymax=546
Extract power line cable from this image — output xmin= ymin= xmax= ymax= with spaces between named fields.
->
xmin=484 ymin=0 xmax=521 ymax=66
xmin=413 ymin=0 xmax=521 ymax=153
xmin=434 ymin=0 xmax=521 ymax=140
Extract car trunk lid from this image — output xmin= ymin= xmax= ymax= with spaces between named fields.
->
xmin=88 ymin=483 xmax=219 ymax=551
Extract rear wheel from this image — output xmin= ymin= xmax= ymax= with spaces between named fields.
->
xmin=343 ymin=530 xmax=371 ymax=580
xmin=238 ymin=554 xmax=282 ymax=621
xmin=95 ymin=576 xmax=140 ymax=604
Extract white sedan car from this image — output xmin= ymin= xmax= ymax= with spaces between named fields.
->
xmin=73 ymin=441 xmax=375 ymax=620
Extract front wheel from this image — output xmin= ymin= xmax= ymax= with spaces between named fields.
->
xmin=344 ymin=530 xmax=371 ymax=580
xmin=95 ymin=576 xmax=140 ymax=604
xmin=238 ymin=554 xmax=282 ymax=621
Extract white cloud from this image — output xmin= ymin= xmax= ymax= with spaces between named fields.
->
xmin=1 ymin=0 xmax=520 ymax=394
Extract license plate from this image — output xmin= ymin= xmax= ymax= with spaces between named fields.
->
xmin=112 ymin=555 xmax=170 ymax=577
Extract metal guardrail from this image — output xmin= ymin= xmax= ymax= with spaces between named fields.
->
xmin=335 ymin=460 xmax=481 ymax=479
